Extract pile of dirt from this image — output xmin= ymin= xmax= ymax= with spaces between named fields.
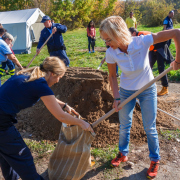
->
xmin=16 ymin=67 xmax=178 ymax=148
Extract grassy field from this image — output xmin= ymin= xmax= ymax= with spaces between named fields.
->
xmin=1 ymin=24 xmax=180 ymax=84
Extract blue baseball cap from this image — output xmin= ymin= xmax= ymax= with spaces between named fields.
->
xmin=41 ymin=15 xmax=51 ymax=23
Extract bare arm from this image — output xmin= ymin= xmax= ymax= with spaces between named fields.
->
xmin=107 ymin=63 xmax=122 ymax=112
xmin=7 ymin=54 xmax=23 ymax=69
xmin=163 ymin=25 xmax=167 ymax=30
xmin=41 ymin=95 xmax=93 ymax=132
xmin=55 ymin=98 xmax=79 ymax=116
xmin=152 ymin=29 xmax=180 ymax=69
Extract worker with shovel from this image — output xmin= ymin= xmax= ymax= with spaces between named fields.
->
xmin=0 ymin=56 xmax=93 ymax=180
xmin=99 ymin=16 xmax=180 ymax=179
xmin=36 ymin=16 xmax=70 ymax=67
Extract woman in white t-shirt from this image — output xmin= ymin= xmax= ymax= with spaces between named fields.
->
xmin=99 ymin=16 xmax=180 ymax=179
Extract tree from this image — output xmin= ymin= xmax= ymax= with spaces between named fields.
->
xmin=0 ymin=0 xmax=34 ymax=11
xmin=50 ymin=0 xmax=94 ymax=28
xmin=121 ymin=0 xmax=142 ymax=23
xmin=140 ymin=0 xmax=175 ymax=27
xmin=90 ymin=0 xmax=118 ymax=24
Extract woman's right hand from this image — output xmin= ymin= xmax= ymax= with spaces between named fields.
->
xmin=113 ymin=100 xmax=122 ymax=112
xmin=80 ymin=120 xmax=94 ymax=133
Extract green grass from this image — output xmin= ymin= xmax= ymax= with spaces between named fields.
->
xmin=91 ymin=145 xmax=119 ymax=164
xmin=24 ymin=139 xmax=56 ymax=162
xmin=24 ymin=139 xmax=56 ymax=157
xmin=160 ymin=128 xmax=180 ymax=141
xmin=2 ymin=24 xmax=180 ymax=84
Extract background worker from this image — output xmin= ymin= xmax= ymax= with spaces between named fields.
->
xmin=0 ymin=32 xmax=16 ymax=78
xmin=0 ymin=28 xmax=23 ymax=86
xmin=87 ymin=20 xmax=96 ymax=53
xmin=129 ymin=27 xmax=174 ymax=96
xmin=37 ymin=15 xmax=70 ymax=67
xmin=99 ymin=16 xmax=180 ymax=179
xmin=0 ymin=57 xmax=93 ymax=180
xmin=163 ymin=10 xmax=174 ymax=47
xmin=125 ymin=11 xmax=137 ymax=29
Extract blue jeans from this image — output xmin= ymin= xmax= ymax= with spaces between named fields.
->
xmin=50 ymin=49 xmax=70 ymax=67
xmin=118 ymin=84 xmax=160 ymax=162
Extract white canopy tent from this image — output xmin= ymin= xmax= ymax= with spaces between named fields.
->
xmin=0 ymin=8 xmax=45 ymax=54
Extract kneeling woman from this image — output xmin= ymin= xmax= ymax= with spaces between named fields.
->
xmin=0 ymin=57 xmax=93 ymax=180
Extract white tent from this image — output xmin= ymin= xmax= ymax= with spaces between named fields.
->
xmin=0 ymin=8 xmax=45 ymax=54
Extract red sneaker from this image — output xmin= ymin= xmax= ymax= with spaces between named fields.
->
xmin=147 ymin=161 xmax=159 ymax=179
xmin=111 ymin=152 xmax=128 ymax=167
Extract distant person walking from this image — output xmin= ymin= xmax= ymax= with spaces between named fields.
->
xmin=87 ymin=20 xmax=96 ymax=53
xmin=125 ymin=12 xmax=137 ymax=29
xmin=163 ymin=10 xmax=174 ymax=47
xmin=37 ymin=15 xmax=70 ymax=67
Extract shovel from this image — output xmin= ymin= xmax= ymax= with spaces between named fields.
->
xmin=136 ymin=99 xmax=180 ymax=122
xmin=26 ymin=32 xmax=54 ymax=68
xmin=92 ymin=66 xmax=173 ymax=127
xmin=45 ymin=66 xmax=173 ymax=180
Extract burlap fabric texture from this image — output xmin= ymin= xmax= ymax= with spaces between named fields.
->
xmin=48 ymin=123 xmax=95 ymax=180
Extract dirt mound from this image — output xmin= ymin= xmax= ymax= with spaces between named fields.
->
xmin=16 ymin=67 xmax=178 ymax=147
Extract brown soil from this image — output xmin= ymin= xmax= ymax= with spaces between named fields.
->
xmin=1 ymin=67 xmax=180 ymax=180
xmin=16 ymin=67 xmax=178 ymax=148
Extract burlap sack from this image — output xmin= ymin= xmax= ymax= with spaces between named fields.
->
xmin=48 ymin=123 xmax=95 ymax=180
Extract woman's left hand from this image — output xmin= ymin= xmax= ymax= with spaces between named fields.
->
xmin=113 ymin=100 xmax=122 ymax=112
xmin=64 ymin=104 xmax=79 ymax=116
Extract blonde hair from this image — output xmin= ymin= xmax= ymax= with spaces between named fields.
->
xmin=17 ymin=56 xmax=66 ymax=82
xmin=99 ymin=16 xmax=132 ymax=46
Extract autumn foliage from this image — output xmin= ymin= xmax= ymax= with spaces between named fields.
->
xmin=0 ymin=0 xmax=180 ymax=28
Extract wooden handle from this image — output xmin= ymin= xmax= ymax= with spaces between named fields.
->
xmin=26 ymin=33 xmax=54 ymax=68
xmin=92 ymin=66 xmax=173 ymax=128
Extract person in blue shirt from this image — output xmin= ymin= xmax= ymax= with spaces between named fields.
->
xmin=163 ymin=10 xmax=174 ymax=47
xmin=0 ymin=27 xmax=23 ymax=86
xmin=0 ymin=56 xmax=93 ymax=180
xmin=0 ymin=32 xmax=16 ymax=77
xmin=36 ymin=16 xmax=70 ymax=67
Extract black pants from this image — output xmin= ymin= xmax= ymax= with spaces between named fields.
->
xmin=0 ymin=126 xmax=44 ymax=180
xmin=88 ymin=37 xmax=95 ymax=51
xmin=149 ymin=51 xmax=168 ymax=87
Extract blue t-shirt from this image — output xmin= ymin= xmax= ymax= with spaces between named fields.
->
xmin=163 ymin=16 xmax=173 ymax=30
xmin=0 ymin=74 xmax=54 ymax=129
xmin=0 ymin=38 xmax=12 ymax=64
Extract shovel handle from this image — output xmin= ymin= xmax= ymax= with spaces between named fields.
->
xmin=26 ymin=33 xmax=54 ymax=68
xmin=92 ymin=66 xmax=173 ymax=128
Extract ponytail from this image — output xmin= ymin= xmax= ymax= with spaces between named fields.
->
xmin=17 ymin=57 xmax=66 ymax=82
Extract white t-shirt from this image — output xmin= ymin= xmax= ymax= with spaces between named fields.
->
xmin=106 ymin=34 xmax=154 ymax=90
